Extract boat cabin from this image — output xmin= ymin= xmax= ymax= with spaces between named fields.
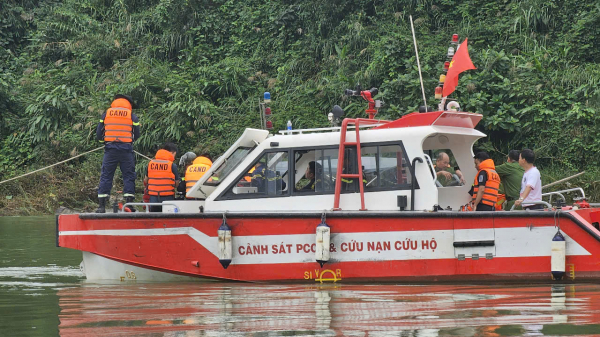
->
xmin=174 ymin=110 xmax=484 ymax=213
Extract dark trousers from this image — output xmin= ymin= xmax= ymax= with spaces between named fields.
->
xmin=524 ymin=204 xmax=544 ymax=210
xmin=476 ymin=204 xmax=495 ymax=211
xmin=98 ymin=148 xmax=136 ymax=197
xmin=149 ymin=195 xmax=174 ymax=212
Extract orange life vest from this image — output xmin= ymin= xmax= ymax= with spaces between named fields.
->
xmin=243 ymin=166 xmax=256 ymax=183
xmin=472 ymin=159 xmax=501 ymax=207
xmin=185 ymin=156 xmax=212 ymax=193
xmin=103 ymin=98 xmax=133 ymax=143
xmin=148 ymin=149 xmax=175 ymax=196
xmin=496 ymin=193 xmax=506 ymax=211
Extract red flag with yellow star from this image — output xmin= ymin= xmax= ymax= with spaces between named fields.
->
xmin=442 ymin=38 xmax=476 ymax=97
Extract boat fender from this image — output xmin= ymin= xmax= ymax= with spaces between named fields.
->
xmin=217 ymin=215 xmax=232 ymax=269
xmin=551 ymin=231 xmax=566 ymax=281
xmin=315 ymin=213 xmax=331 ymax=267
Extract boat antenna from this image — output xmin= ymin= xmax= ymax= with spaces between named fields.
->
xmin=409 ymin=15 xmax=427 ymax=109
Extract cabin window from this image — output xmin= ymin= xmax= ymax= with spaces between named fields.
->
xmin=361 ymin=143 xmax=413 ymax=191
xmin=294 ymin=148 xmax=344 ymax=193
xmin=224 ymin=151 xmax=289 ymax=197
xmin=205 ymin=146 xmax=255 ymax=186
xmin=293 ymin=147 xmax=361 ymax=194
xmin=292 ymin=142 xmax=414 ymax=195
xmin=429 ymin=149 xmax=465 ymax=187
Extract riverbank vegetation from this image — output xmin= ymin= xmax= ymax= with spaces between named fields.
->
xmin=1 ymin=0 xmax=599 ymax=215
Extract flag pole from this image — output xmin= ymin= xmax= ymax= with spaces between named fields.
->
xmin=409 ymin=15 xmax=427 ymax=109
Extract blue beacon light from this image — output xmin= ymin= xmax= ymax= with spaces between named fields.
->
xmin=264 ymin=92 xmax=271 ymax=103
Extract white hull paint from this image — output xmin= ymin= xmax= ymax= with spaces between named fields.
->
xmin=81 ymin=252 xmax=204 ymax=282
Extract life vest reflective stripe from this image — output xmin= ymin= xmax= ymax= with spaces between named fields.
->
xmin=311 ymin=179 xmax=322 ymax=190
xmin=496 ymin=193 xmax=506 ymax=211
xmin=103 ymin=107 xmax=133 ymax=143
xmin=472 ymin=159 xmax=501 ymax=207
xmin=244 ymin=167 xmax=256 ymax=183
xmin=148 ymin=150 xmax=175 ymax=196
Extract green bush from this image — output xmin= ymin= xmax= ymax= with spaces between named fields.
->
xmin=1 ymin=0 xmax=599 ymax=214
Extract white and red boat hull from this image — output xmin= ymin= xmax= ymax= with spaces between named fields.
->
xmin=58 ymin=210 xmax=600 ymax=282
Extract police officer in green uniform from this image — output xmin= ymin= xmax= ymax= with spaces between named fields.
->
xmin=495 ymin=150 xmax=525 ymax=210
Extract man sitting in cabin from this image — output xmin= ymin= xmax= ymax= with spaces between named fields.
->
xmin=434 ymin=152 xmax=465 ymax=186
xmin=300 ymin=161 xmax=323 ymax=191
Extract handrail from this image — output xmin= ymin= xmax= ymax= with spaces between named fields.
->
xmin=422 ymin=153 xmax=436 ymax=180
xmin=549 ymin=187 xmax=586 ymax=200
xmin=410 ymin=157 xmax=423 ymax=211
xmin=278 ymin=123 xmax=388 ymax=135
xmin=541 ymin=191 xmax=566 ymax=205
xmin=122 ymin=202 xmax=180 ymax=213
xmin=510 ymin=200 xmax=553 ymax=211
xmin=541 ymin=187 xmax=586 ymax=205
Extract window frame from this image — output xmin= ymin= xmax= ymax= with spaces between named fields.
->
xmin=292 ymin=146 xmax=347 ymax=196
xmin=291 ymin=141 xmax=418 ymax=196
xmin=360 ymin=141 xmax=418 ymax=193
xmin=204 ymin=146 xmax=256 ymax=187
xmin=214 ymin=141 xmax=418 ymax=202
xmin=428 ymin=149 xmax=463 ymax=188
xmin=215 ymin=148 xmax=292 ymax=201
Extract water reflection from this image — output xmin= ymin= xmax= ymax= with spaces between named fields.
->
xmin=3 ymin=218 xmax=600 ymax=336
xmin=56 ymin=283 xmax=600 ymax=336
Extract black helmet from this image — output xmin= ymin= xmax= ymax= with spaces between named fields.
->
xmin=113 ymin=94 xmax=136 ymax=108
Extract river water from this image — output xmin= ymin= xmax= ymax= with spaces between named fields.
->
xmin=2 ymin=217 xmax=600 ymax=336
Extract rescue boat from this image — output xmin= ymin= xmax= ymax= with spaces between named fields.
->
xmin=57 ymin=98 xmax=600 ymax=283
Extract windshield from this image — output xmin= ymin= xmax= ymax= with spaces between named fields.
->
xmin=205 ymin=147 xmax=254 ymax=186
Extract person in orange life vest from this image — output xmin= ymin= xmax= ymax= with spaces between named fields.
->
xmin=471 ymin=151 xmax=501 ymax=211
xmin=178 ymin=154 xmax=212 ymax=198
xmin=144 ymin=142 xmax=180 ymax=212
xmin=95 ymin=94 xmax=140 ymax=213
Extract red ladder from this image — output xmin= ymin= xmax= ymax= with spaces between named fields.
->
xmin=333 ymin=118 xmax=388 ymax=211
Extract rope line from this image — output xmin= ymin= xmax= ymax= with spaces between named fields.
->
xmin=0 ymin=146 xmax=104 ymax=186
xmin=134 ymin=151 xmax=152 ymax=161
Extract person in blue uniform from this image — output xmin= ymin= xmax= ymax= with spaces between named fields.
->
xmin=95 ymin=94 xmax=140 ymax=213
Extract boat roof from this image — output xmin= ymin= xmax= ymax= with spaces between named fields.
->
xmin=375 ymin=110 xmax=482 ymax=129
